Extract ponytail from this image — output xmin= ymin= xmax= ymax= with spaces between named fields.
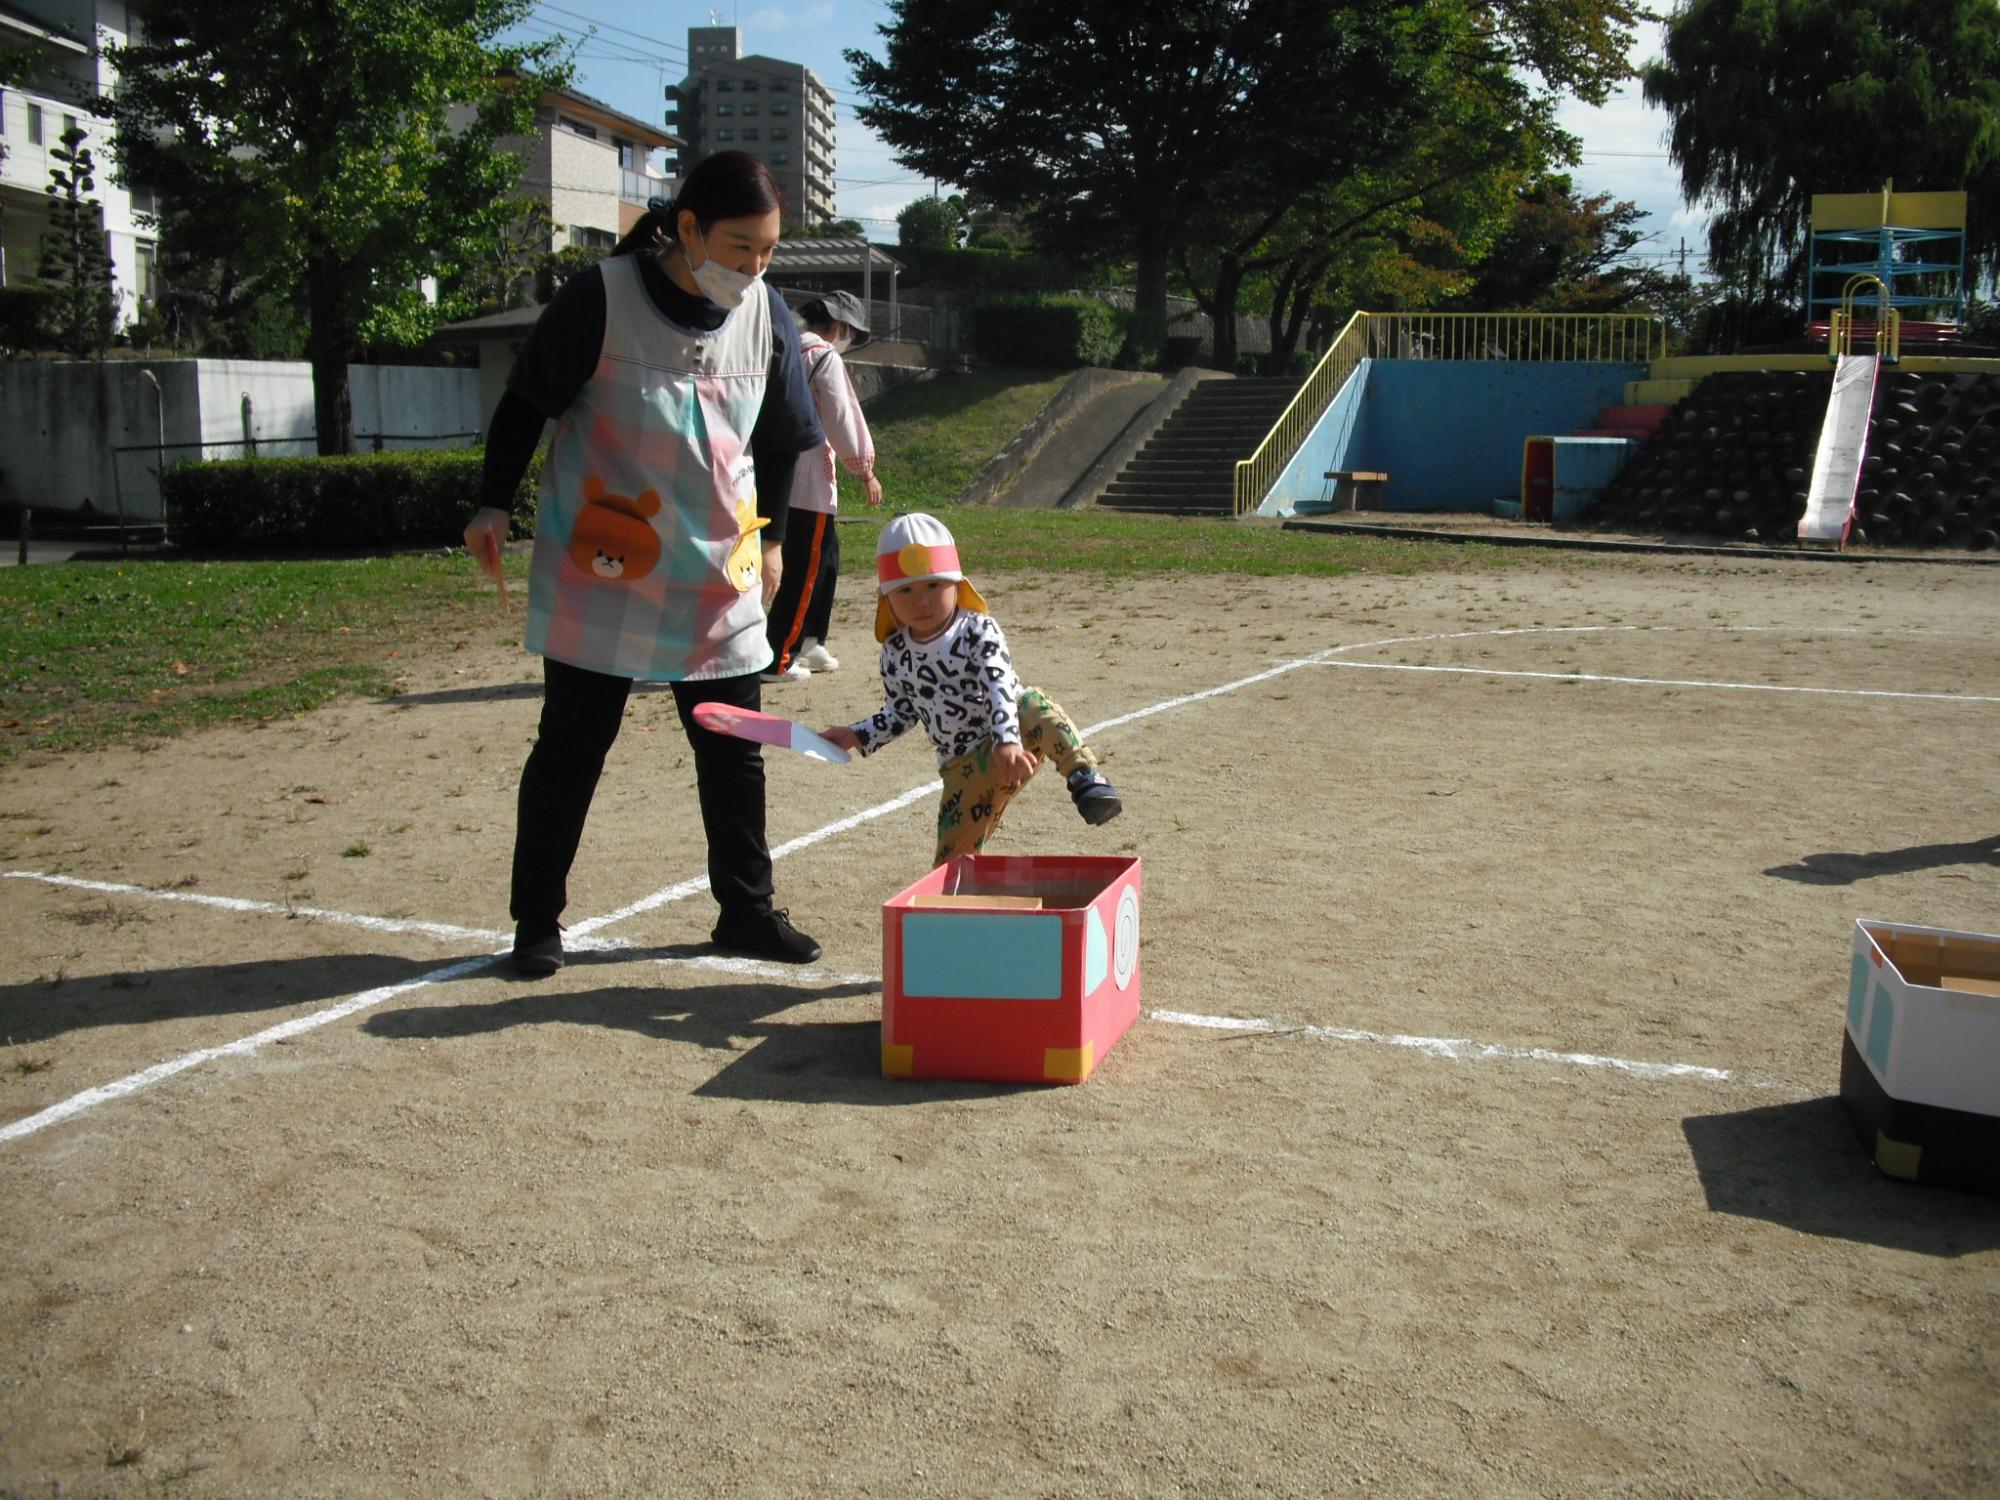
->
xmin=614 ymin=151 xmax=782 ymax=261
xmin=611 ymin=198 xmax=676 ymax=259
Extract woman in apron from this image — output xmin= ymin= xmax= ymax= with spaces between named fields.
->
xmin=463 ymin=151 xmax=826 ymax=975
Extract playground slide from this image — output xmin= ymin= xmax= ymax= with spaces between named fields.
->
xmin=1797 ymin=353 xmax=1879 ymax=544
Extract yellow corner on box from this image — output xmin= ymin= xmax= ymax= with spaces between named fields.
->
xmin=1874 ymin=1133 xmax=1923 ymax=1181
xmin=882 ymin=1044 xmax=914 ymax=1077
xmin=1044 ymin=1043 xmax=1094 ymax=1083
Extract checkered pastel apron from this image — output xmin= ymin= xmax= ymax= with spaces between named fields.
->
xmin=524 ymin=254 xmax=774 ymax=681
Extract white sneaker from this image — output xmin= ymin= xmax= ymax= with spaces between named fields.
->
xmin=796 ymin=639 xmax=840 ymax=672
xmin=760 ymin=662 xmax=810 ymax=684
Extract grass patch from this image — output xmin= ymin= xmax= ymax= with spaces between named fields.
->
xmin=835 ymin=367 xmax=1072 ymax=511
xmin=0 ymin=553 xmax=510 ymax=759
xmin=2 ymin=370 xmax=1535 ymax=758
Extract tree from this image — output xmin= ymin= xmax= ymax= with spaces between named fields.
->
xmin=897 ymin=195 xmax=965 ymax=251
xmin=442 ymin=198 xmax=557 ymax=318
xmin=850 ymin=0 xmax=1637 ymax=363
xmin=1643 ymin=0 xmax=2000 ymax=334
xmin=103 ymin=1 xmax=569 ymax=454
xmin=1459 ymin=175 xmax=1662 ymax=313
xmin=1178 ymin=32 xmax=1555 ymax=370
xmin=39 ymin=127 xmax=117 ymax=358
xmin=785 ymin=217 xmax=866 ymax=239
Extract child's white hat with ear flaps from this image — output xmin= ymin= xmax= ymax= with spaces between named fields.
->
xmin=874 ymin=511 xmax=990 ymax=641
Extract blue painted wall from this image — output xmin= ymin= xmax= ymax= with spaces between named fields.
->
xmin=1261 ymin=359 xmax=1646 ymax=515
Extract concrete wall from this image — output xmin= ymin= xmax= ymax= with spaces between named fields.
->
xmin=547 ymin=129 xmax=620 ymax=242
xmin=1261 ymin=360 xmax=1645 ymax=514
xmin=1261 ymin=360 xmax=1376 ymax=514
xmin=0 ymin=359 xmax=481 ymax=520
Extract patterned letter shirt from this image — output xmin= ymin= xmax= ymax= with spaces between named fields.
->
xmin=848 ymin=610 xmax=1024 ymax=767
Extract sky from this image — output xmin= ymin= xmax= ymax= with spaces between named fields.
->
xmin=506 ymin=3 xmax=1709 ymax=273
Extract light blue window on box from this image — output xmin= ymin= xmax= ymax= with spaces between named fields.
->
xmin=903 ymin=913 xmax=1063 ymax=999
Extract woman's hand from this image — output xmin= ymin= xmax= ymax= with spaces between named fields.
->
xmin=821 ymin=725 xmax=861 ymax=753
xmin=863 ymin=472 xmax=884 ymax=508
xmin=761 ymin=538 xmax=783 ymax=609
xmin=994 ymin=741 xmax=1035 ymax=790
xmin=463 ymin=507 xmax=510 ymax=590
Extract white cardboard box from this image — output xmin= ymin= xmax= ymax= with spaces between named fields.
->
xmin=1842 ymin=919 xmax=2000 ymax=1189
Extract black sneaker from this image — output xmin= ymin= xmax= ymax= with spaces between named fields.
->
xmin=1067 ymin=767 xmax=1123 ymax=826
xmin=510 ymin=922 xmax=564 ymax=977
xmin=710 ymin=907 xmax=822 ymax=964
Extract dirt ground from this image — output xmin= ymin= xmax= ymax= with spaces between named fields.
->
xmin=2 ymin=548 xmax=1997 ymax=1498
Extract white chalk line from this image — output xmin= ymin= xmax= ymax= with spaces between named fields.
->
xmin=1147 ymin=1009 xmax=1739 ymax=1085
xmin=1306 ymin=660 xmax=2000 ymax=703
xmin=4 ymin=622 xmax=1882 ymax=1143
xmin=3 ymin=870 xmax=506 ymax=944
xmin=0 ymin=869 xmax=1745 ymax=1089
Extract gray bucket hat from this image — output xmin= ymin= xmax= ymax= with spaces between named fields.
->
xmin=799 ymin=290 xmax=872 ymax=348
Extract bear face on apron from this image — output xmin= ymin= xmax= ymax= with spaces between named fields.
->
xmin=525 ymin=254 xmax=774 ymax=681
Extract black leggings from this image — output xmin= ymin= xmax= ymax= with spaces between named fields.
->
xmin=510 ymin=658 xmax=772 ymax=929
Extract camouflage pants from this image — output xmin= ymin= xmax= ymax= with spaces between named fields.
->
xmin=932 ymin=688 xmax=1099 ymax=867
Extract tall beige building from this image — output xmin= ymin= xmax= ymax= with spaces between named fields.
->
xmin=666 ymin=26 xmax=837 ymax=230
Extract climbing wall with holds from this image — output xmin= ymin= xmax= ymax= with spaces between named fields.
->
xmin=1586 ymin=369 xmax=2000 ymax=550
xmin=1851 ymin=371 xmax=2000 ymax=551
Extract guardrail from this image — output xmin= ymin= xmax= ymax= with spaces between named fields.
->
xmin=1231 ymin=311 xmax=1670 ymax=516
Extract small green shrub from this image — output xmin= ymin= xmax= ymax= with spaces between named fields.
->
xmin=968 ymin=293 xmax=1124 ymax=368
xmin=0 ymin=285 xmax=58 ymax=353
xmin=162 ymin=448 xmax=538 ymax=551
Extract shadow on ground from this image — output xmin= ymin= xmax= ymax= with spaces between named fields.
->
xmin=0 ymin=953 xmax=459 ymax=1046
xmin=1682 ymin=1096 xmax=2000 ymax=1256
xmin=365 ymin=971 xmax=1037 ymax=1106
xmin=1764 ymin=834 xmax=2000 ymax=885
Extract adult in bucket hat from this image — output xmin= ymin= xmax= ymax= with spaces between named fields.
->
xmin=762 ymin=289 xmax=883 ymax=682
xmin=818 ymin=511 xmax=1124 ymax=867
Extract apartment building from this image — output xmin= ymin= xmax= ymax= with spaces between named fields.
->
xmin=666 ymin=26 xmax=836 ymax=230
xmin=0 ymin=0 xmax=155 ymax=328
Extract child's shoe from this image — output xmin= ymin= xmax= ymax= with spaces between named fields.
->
xmin=1066 ymin=767 xmax=1123 ymax=826
xmin=796 ymin=638 xmax=840 ymax=672
xmin=760 ymin=660 xmax=810 ymax=684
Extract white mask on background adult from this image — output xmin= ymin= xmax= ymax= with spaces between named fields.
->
xmin=687 ymin=226 xmax=761 ymax=310
xmin=828 ymin=328 xmax=854 ymax=353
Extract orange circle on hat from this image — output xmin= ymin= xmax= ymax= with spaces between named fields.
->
xmin=896 ymin=542 xmax=933 ymax=577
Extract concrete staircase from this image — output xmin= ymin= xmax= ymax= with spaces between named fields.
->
xmin=1095 ymin=376 xmax=1303 ymax=515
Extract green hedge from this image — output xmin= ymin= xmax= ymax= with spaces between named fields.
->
xmin=0 ymin=285 xmax=57 ymax=353
xmin=162 ymin=448 xmax=539 ymax=551
xmin=968 ymin=293 xmax=1124 ymax=368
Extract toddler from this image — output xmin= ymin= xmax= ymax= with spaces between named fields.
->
xmin=821 ymin=512 xmax=1121 ymax=866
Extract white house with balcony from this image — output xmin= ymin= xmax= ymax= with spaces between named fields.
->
xmin=0 ymin=0 xmax=155 ymax=328
xmin=460 ymin=85 xmax=678 ymax=256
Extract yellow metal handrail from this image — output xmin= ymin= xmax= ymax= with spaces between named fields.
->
xmin=1231 ymin=311 xmax=1671 ymax=516
xmin=1232 ymin=311 xmax=1371 ymax=517
xmin=1831 ymin=274 xmax=1900 ymax=361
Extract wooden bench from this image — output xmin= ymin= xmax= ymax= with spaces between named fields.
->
xmin=1310 ymin=470 xmax=1388 ymax=512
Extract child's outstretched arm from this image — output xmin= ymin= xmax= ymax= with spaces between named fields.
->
xmin=826 ymin=697 xmax=914 ymax=758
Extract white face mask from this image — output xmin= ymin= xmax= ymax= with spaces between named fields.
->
xmin=828 ymin=329 xmax=853 ymax=354
xmin=687 ymin=227 xmax=761 ymax=310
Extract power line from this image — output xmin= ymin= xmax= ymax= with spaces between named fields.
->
xmin=526 ymin=1 xmax=872 ymax=105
